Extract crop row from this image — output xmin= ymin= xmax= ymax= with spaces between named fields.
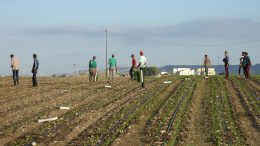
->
xmin=144 ymin=77 xmax=197 ymax=145
xmin=208 ymin=77 xmax=245 ymax=145
xmin=6 ymin=76 xmax=165 ymax=145
xmin=68 ymin=76 xmax=178 ymax=145
xmin=0 ymin=78 xmax=130 ymax=140
xmin=161 ymin=78 xmax=197 ymax=146
xmin=230 ymin=77 xmax=259 ymax=116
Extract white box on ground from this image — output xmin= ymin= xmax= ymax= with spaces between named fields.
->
xmin=105 ymin=85 xmax=112 ymax=88
xmin=38 ymin=116 xmax=58 ymax=123
xmin=59 ymin=106 xmax=70 ymax=110
xmin=163 ymin=81 xmax=172 ymax=84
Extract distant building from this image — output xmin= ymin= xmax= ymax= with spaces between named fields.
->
xmin=160 ymin=72 xmax=169 ymax=75
xmin=173 ymin=68 xmax=195 ymax=75
xmin=173 ymin=67 xmax=216 ymax=76
xmin=196 ymin=68 xmax=216 ymax=76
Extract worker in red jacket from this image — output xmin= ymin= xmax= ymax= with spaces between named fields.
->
xmin=130 ymin=54 xmax=137 ymax=80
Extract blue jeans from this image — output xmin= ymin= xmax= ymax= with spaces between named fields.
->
xmin=12 ymin=70 xmax=19 ymax=85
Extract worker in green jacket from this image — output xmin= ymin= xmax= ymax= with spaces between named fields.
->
xmin=89 ymin=56 xmax=97 ymax=82
xmin=108 ymin=54 xmax=117 ymax=81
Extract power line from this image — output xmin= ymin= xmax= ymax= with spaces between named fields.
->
xmin=110 ymin=32 xmax=260 ymax=47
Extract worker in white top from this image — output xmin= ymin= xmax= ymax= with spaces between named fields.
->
xmin=137 ymin=50 xmax=147 ymax=88
xmin=10 ymin=54 xmax=20 ymax=85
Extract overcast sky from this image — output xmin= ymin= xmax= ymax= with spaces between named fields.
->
xmin=0 ymin=0 xmax=259 ymax=75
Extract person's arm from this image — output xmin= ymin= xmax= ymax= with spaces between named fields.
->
xmin=108 ymin=58 xmax=111 ymax=67
xmin=248 ymin=57 xmax=252 ymax=66
xmin=36 ymin=60 xmax=39 ymax=70
xmin=115 ymin=60 xmax=118 ymax=72
xmin=134 ymin=58 xmax=137 ymax=68
xmin=32 ymin=60 xmax=35 ymax=73
xmin=11 ymin=59 xmax=14 ymax=68
xmin=137 ymin=58 xmax=141 ymax=68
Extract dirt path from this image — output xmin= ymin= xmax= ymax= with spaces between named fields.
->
xmin=180 ymin=79 xmax=214 ymax=146
xmin=112 ymin=80 xmax=181 ymax=146
xmin=226 ymin=79 xmax=260 ymax=145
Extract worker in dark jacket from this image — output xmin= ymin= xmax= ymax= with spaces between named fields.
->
xmin=32 ymin=54 xmax=39 ymax=87
xmin=223 ymin=51 xmax=229 ymax=79
xmin=243 ymin=52 xmax=251 ymax=78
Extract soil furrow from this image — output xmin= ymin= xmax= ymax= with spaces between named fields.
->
xmin=112 ymin=80 xmax=181 ymax=146
xmin=0 ymin=78 xmax=131 ymax=145
xmin=226 ymin=79 xmax=260 ymax=145
xmin=67 ymin=77 xmax=173 ymax=145
xmin=0 ymin=78 xmax=128 ymax=125
xmin=4 ymin=77 xmax=159 ymax=145
xmin=178 ymin=79 xmax=214 ymax=146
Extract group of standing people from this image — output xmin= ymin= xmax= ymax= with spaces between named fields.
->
xmin=10 ymin=54 xmax=39 ymax=87
xmin=239 ymin=51 xmax=251 ymax=78
xmin=203 ymin=51 xmax=251 ymax=79
xmin=129 ymin=51 xmax=147 ymax=88
xmin=88 ymin=54 xmax=118 ymax=83
xmin=222 ymin=51 xmax=251 ymax=79
xmin=88 ymin=50 xmax=147 ymax=88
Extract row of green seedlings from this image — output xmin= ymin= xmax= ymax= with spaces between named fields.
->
xmin=162 ymin=78 xmax=197 ymax=146
xmin=217 ymin=77 xmax=246 ymax=145
xmin=242 ymin=78 xmax=260 ymax=97
xmin=68 ymin=76 xmax=177 ymax=146
xmin=6 ymin=77 xmax=150 ymax=145
xmin=70 ymin=76 xmax=176 ymax=145
xmin=231 ymin=77 xmax=259 ymax=116
xmin=141 ymin=79 xmax=184 ymax=144
xmin=175 ymin=77 xmax=213 ymax=145
xmin=138 ymin=79 xmax=183 ymax=144
xmin=144 ymin=78 xmax=196 ymax=145
xmin=208 ymin=77 xmax=245 ymax=145
xmin=1 ymin=78 xmax=133 ymax=142
xmin=250 ymin=76 xmax=260 ymax=84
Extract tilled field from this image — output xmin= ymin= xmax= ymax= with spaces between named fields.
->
xmin=0 ymin=75 xmax=259 ymax=146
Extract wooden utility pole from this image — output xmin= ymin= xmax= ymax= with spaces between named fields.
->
xmin=105 ymin=29 xmax=108 ymax=79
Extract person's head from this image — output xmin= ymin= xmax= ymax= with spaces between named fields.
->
xmin=140 ymin=50 xmax=144 ymax=56
xmin=131 ymin=54 xmax=135 ymax=58
xmin=112 ymin=54 xmax=115 ymax=58
xmin=33 ymin=54 xmax=37 ymax=59
xmin=245 ymin=52 xmax=248 ymax=56
xmin=242 ymin=52 xmax=245 ymax=56
xmin=205 ymin=55 xmax=208 ymax=58
xmin=10 ymin=54 xmax=14 ymax=58
xmin=225 ymin=51 xmax=228 ymax=56
xmin=93 ymin=56 xmax=96 ymax=60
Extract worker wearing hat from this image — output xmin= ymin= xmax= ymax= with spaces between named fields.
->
xmin=137 ymin=50 xmax=147 ymax=88
xmin=89 ymin=56 xmax=97 ymax=82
